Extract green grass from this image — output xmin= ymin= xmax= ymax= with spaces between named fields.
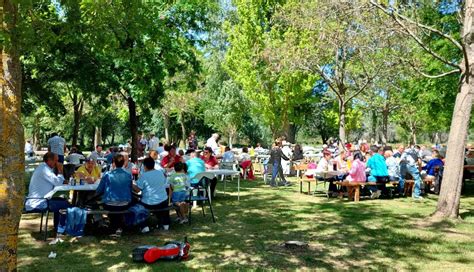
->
xmin=18 ymin=178 xmax=474 ymax=271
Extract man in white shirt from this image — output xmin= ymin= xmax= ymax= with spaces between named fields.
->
xmin=148 ymin=133 xmax=159 ymax=151
xmin=206 ymin=133 xmax=219 ymax=155
xmin=25 ymin=152 xmax=70 ymax=231
xmin=47 ymin=133 xmax=66 ymax=166
xmin=90 ymin=145 xmax=104 ymax=159
xmin=25 ymin=140 xmax=34 ymax=157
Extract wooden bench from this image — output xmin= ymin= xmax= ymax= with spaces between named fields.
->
xmin=334 ymin=181 xmax=384 ymax=202
xmin=404 ymin=180 xmax=414 ymax=196
xmin=293 ymin=164 xmax=319 ymax=194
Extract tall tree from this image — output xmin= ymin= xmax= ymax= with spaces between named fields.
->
xmin=225 ymin=0 xmax=314 ymax=142
xmin=0 ymin=0 xmax=25 ymax=269
xmin=271 ymin=0 xmax=397 ymax=145
xmin=371 ymin=0 xmax=470 ymax=219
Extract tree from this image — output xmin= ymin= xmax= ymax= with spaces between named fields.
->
xmin=371 ymin=0 xmax=471 ymax=218
xmin=0 ymin=0 xmax=25 ymax=269
xmin=271 ymin=0 xmax=397 ymax=145
xmin=225 ymin=0 xmax=315 ymax=143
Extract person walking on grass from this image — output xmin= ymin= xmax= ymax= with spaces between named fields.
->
xmin=268 ymin=140 xmax=290 ymax=187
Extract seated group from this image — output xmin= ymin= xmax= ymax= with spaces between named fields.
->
xmin=25 ymin=146 xmax=225 ymax=237
xmin=308 ymin=144 xmax=443 ymax=200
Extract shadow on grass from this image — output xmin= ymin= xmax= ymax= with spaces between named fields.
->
xmin=18 ymin=178 xmax=474 ymax=270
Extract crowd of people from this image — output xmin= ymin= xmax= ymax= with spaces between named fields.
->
xmin=25 ymin=131 xmax=261 ymax=237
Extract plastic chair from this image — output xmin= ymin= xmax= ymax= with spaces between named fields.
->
xmin=186 ymin=177 xmax=216 ymax=225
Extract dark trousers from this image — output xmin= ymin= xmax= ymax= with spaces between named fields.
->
xmin=140 ymin=200 xmax=171 ymax=227
xmin=103 ymin=203 xmax=131 ymax=230
xmin=49 ymin=198 xmax=71 ymax=231
xmin=374 ymin=176 xmax=390 ymax=196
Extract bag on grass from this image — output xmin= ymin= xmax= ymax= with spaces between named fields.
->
xmin=132 ymin=237 xmax=190 ymax=263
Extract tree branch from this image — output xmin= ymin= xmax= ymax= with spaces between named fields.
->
xmin=371 ymin=1 xmax=461 ymax=69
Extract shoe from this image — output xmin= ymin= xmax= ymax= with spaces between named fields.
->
xmin=413 ymin=196 xmax=424 ymax=200
xmin=174 ymin=217 xmax=182 ymax=223
xmin=141 ymin=226 xmax=150 ymax=234
xmin=110 ymin=228 xmax=122 ymax=238
xmin=179 ymin=218 xmax=189 ymax=224
xmin=370 ymin=191 xmax=380 ymax=199
xmin=162 ymin=225 xmax=169 ymax=231
xmin=270 ymin=183 xmax=277 ymax=187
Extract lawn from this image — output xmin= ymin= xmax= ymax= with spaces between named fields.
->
xmin=18 ymin=178 xmax=474 ymax=271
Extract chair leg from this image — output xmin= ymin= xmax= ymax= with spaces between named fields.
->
xmin=208 ymin=199 xmax=216 ymax=223
xmin=39 ymin=212 xmax=44 ymax=234
xmin=201 ymin=203 xmax=206 ymax=217
xmin=44 ymin=210 xmax=49 ymax=241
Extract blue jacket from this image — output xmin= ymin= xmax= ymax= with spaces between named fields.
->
xmin=423 ymin=158 xmax=444 ymax=176
xmin=367 ymin=153 xmax=389 ymax=177
xmin=96 ymin=168 xmax=132 ymax=205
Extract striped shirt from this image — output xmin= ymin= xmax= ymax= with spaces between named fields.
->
xmin=47 ymin=136 xmax=66 ymax=156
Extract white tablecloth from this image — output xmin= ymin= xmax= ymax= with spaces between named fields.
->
xmin=191 ymin=169 xmax=241 ymax=201
xmin=44 ymin=184 xmax=99 ymax=199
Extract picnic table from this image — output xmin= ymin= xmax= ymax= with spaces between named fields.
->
xmin=44 ymin=183 xmax=99 ymax=199
xmin=198 ymin=169 xmax=241 ymax=201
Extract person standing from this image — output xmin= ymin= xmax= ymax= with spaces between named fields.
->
xmin=47 ymin=133 xmax=66 ymax=168
xmin=25 ymin=139 xmax=34 ymax=157
xmin=206 ymin=133 xmax=220 ymax=155
xmin=187 ymin=130 xmax=198 ymax=150
xmin=399 ymin=146 xmax=423 ymax=199
xmin=148 ymin=133 xmax=159 ymax=152
xmin=268 ymin=140 xmax=290 ymax=187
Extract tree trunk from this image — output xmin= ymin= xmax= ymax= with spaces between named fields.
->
xmin=33 ymin=113 xmax=40 ymax=150
xmin=228 ymin=134 xmax=233 ymax=149
xmin=94 ymin=126 xmax=102 ymax=147
xmin=285 ymin=123 xmax=297 ymax=144
xmin=179 ymin=113 xmax=186 ymax=148
xmin=0 ymin=0 xmax=24 ymax=269
xmin=163 ymin=113 xmax=170 ymax=143
xmin=381 ymin=107 xmax=389 ymax=145
xmin=433 ymin=80 xmax=473 ymax=218
xmin=127 ymin=96 xmax=139 ymax=162
xmin=338 ymin=101 xmax=347 ymax=145
xmin=71 ymin=94 xmax=83 ymax=147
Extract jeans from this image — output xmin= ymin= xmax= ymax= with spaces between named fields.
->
xmin=48 ymin=198 xmax=71 ymax=231
xmin=271 ymin=162 xmax=286 ymax=184
xmin=399 ymin=164 xmax=422 ymax=197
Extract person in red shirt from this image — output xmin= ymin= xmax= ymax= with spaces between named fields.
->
xmin=201 ymin=147 xmax=219 ymax=170
xmin=161 ymin=145 xmax=183 ymax=171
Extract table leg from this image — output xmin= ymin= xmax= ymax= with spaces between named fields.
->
xmin=308 ymin=182 xmax=311 ymax=195
xmin=355 ymin=186 xmax=360 ymax=202
xmin=238 ymin=174 xmax=240 ymax=201
xmin=224 ymin=176 xmax=226 ymax=194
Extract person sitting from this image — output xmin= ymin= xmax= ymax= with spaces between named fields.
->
xmin=422 ymin=150 xmax=444 ymax=192
xmin=75 ymin=157 xmax=101 ymax=184
xmin=186 ymin=150 xmax=206 ymax=185
xmin=366 ymin=145 xmax=389 ymax=198
xmin=200 ymin=147 xmax=220 ymax=196
xmin=222 ymin=147 xmax=235 ymax=163
xmin=66 ymin=146 xmax=85 ymax=167
xmin=316 ymin=150 xmax=339 ymax=195
xmin=384 ymin=150 xmax=399 ymax=182
xmin=90 ymin=145 xmax=104 ymax=160
xmin=132 ymin=157 xmax=170 ymax=233
xmin=96 ymin=154 xmax=133 ymax=236
xmin=239 ymin=147 xmax=254 ymax=180
xmin=201 ymin=147 xmax=219 ymax=170
xmin=168 ymin=162 xmax=190 ymax=224
xmin=335 ymin=150 xmax=349 ymax=172
xmin=161 ymin=144 xmax=183 ymax=171
xmin=346 ymin=151 xmax=366 ymax=182
xmin=25 ymin=152 xmax=70 ymax=233
xmin=292 ymin=144 xmax=304 ymax=161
